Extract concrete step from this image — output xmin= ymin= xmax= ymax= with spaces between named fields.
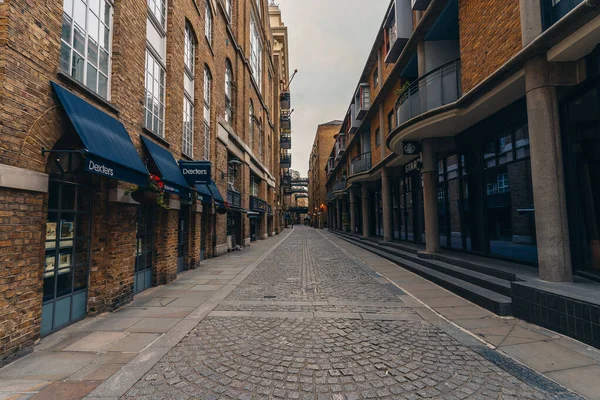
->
xmin=330 ymin=231 xmax=513 ymax=316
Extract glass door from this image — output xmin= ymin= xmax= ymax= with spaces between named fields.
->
xmin=42 ymin=180 xmax=92 ymax=336
xmin=134 ymin=204 xmax=154 ymax=294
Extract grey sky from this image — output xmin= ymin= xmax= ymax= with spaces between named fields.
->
xmin=276 ymin=0 xmax=391 ymax=176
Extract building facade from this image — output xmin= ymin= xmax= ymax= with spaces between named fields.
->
xmin=0 ymin=0 xmax=290 ymax=365
xmin=308 ymin=121 xmax=342 ymax=228
xmin=324 ymin=0 xmax=600 ymax=348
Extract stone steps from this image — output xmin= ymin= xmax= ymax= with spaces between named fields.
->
xmin=330 ymin=230 xmax=513 ymax=316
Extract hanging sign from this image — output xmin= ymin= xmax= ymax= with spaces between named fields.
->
xmin=402 ymin=141 xmax=421 ymax=155
xmin=179 ymin=161 xmax=211 ymax=185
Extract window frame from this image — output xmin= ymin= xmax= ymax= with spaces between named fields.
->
xmin=148 ymin=0 xmax=167 ymax=29
xmin=249 ymin=13 xmax=263 ymax=91
xmin=205 ymin=1 xmax=213 ymax=45
xmin=202 ymin=66 xmax=212 ymax=161
xmin=144 ymin=49 xmax=166 ymax=137
xmin=182 ymin=96 xmax=194 ymax=158
xmin=225 ymin=60 xmax=234 ymax=123
xmin=60 ymin=0 xmax=114 ymax=99
xmin=375 ymin=127 xmax=380 ymax=148
xmin=373 ymin=67 xmax=379 ymax=88
xmin=249 ymin=100 xmax=254 ymax=148
xmin=184 ymin=24 xmax=195 ymax=77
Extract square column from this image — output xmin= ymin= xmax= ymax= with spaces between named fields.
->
xmin=342 ymin=195 xmax=349 ymax=232
xmin=381 ymin=167 xmax=393 ymax=242
xmin=422 ymin=139 xmax=440 ymax=254
xmin=361 ymin=184 xmax=371 ymax=238
xmin=336 ymin=199 xmax=342 ymax=231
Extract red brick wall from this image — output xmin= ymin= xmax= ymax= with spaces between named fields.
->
xmin=0 ymin=188 xmax=45 ymax=365
xmin=459 ymin=0 xmax=522 ymax=93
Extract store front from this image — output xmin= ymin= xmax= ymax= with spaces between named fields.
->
xmin=450 ymin=99 xmax=537 ymax=263
xmin=43 ymin=83 xmax=150 ymax=335
xmin=398 ymin=161 xmax=425 ymax=244
xmin=563 ymin=46 xmax=600 ymax=276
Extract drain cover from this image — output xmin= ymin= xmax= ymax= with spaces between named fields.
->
xmin=264 ymin=295 xmax=276 ymax=299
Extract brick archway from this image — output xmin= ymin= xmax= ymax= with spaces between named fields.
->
xmin=18 ymin=106 xmax=69 ymax=173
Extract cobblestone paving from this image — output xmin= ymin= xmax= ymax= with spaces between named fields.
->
xmin=125 ymin=228 xmax=575 ymax=399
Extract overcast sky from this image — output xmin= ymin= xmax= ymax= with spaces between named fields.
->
xmin=276 ymin=0 xmax=390 ymax=176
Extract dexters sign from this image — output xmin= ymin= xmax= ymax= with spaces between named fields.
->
xmin=179 ymin=161 xmax=211 ymax=185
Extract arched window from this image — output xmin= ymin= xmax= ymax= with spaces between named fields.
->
xmin=249 ymin=100 xmax=254 ymax=148
xmin=203 ymin=66 xmax=212 ymax=161
xmin=225 ymin=60 xmax=233 ymax=123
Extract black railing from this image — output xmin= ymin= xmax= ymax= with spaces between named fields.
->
xmin=280 ymin=91 xmax=291 ymax=110
xmin=333 ymin=179 xmax=347 ymax=192
xmin=227 ymin=190 xmax=241 ymax=209
xmin=350 ymin=152 xmax=372 ymax=176
xmin=281 ymin=133 xmax=291 ymax=149
xmin=281 ymin=154 xmax=292 ymax=167
xmin=395 ymin=59 xmax=461 ymax=127
xmin=281 ymin=115 xmax=291 ymax=130
xmin=542 ymin=0 xmax=583 ymax=30
xmin=250 ymin=195 xmax=267 ymax=213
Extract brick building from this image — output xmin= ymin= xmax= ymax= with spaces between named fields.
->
xmin=0 ymin=0 xmax=291 ymax=365
xmin=322 ymin=0 xmax=600 ymax=348
xmin=307 ymin=121 xmax=341 ymax=228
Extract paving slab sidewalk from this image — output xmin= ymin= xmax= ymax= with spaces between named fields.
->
xmin=0 ymin=230 xmax=292 ymax=400
xmin=322 ymin=230 xmax=600 ymax=400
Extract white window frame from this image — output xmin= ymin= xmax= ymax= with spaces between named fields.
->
xmin=148 ymin=0 xmax=166 ymax=28
xmin=144 ymin=50 xmax=166 ymax=137
xmin=205 ymin=1 xmax=213 ymax=45
xmin=249 ymin=100 xmax=254 ymax=147
xmin=497 ymin=173 xmax=509 ymax=193
xmin=184 ymin=25 xmax=194 ymax=76
xmin=60 ymin=0 xmax=114 ymax=99
xmin=203 ymin=67 xmax=212 ymax=161
xmin=249 ymin=14 xmax=262 ymax=91
xmin=182 ymin=96 xmax=194 ymax=158
xmin=225 ymin=60 xmax=233 ymax=123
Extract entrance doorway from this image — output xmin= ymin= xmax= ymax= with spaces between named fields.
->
xmin=177 ymin=207 xmax=188 ymax=273
xmin=42 ymin=180 xmax=92 ymax=336
xmin=134 ymin=204 xmax=154 ymax=294
xmin=399 ymin=170 xmax=424 ymax=243
xmin=250 ymin=217 xmax=257 ymax=242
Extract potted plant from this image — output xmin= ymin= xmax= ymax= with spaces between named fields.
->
xmin=128 ymin=174 xmax=169 ymax=209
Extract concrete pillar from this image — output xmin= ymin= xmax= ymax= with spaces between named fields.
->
xmin=381 ymin=167 xmax=393 ymax=242
xmin=422 ymin=139 xmax=440 ymax=254
xmin=525 ymin=56 xmax=572 ymax=282
xmin=342 ymin=195 xmax=349 ymax=232
xmin=417 ymin=40 xmax=427 ymax=77
xmin=349 ymin=189 xmax=357 ymax=235
xmin=519 ymin=0 xmax=543 ymax=47
xmin=361 ymin=184 xmax=371 ymax=238
xmin=336 ymin=199 xmax=342 ymax=231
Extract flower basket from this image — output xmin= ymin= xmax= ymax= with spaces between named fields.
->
xmin=126 ymin=174 xmax=169 ymax=209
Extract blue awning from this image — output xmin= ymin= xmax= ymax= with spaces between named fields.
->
xmin=207 ymin=180 xmax=225 ymax=206
xmin=141 ymin=136 xmax=190 ymax=198
xmin=194 ymin=183 xmax=213 ymax=204
xmin=51 ymin=82 xmax=148 ymax=186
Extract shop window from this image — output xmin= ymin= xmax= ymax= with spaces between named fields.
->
xmin=61 ymin=0 xmax=112 ymax=98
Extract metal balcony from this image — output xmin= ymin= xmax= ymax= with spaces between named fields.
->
xmin=280 ymin=91 xmax=291 ymax=110
xmin=333 ymin=179 xmax=347 ymax=192
xmin=349 ymin=104 xmax=359 ymax=134
xmin=354 ymin=84 xmax=370 ymax=119
xmin=281 ymin=153 xmax=292 ymax=168
xmin=384 ymin=0 xmax=413 ymax=64
xmin=227 ymin=190 xmax=242 ymax=209
xmin=281 ymin=114 xmax=291 ymax=130
xmin=395 ymin=59 xmax=461 ymax=127
xmin=280 ymin=132 xmax=291 ymax=149
xmin=350 ymin=152 xmax=372 ymax=176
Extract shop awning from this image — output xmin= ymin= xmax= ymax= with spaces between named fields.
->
xmin=51 ymin=82 xmax=148 ymax=186
xmin=141 ymin=136 xmax=190 ymax=198
xmin=194 ymin=183 xmax=213 ymax=203
xmin=207 ymin=180 xmax=225 ymax=206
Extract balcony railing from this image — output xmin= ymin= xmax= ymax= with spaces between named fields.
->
xmin=350 ymin=152 xmax=372 ymax=176
xmin=227 ymin=190 xmax=242 ymax=209
xmin=281 ymin=153 xmax=291 ymax=168
xmin=250 ymin=195 xmax=267 ymax=213
xmin=280 ymin=133 xmax=291 ymax=149
xmin=281 ymin=114 xmax=291 ymax=130
xmin=395 ymin=59 xmax=461 ymax=127
xmin=333 ymin=179 xmax=347 ymax=192
xmin=542 ymin=0 xmax=583 ymax=30
xmin=280 ymin=91 xmax=291 ymax=110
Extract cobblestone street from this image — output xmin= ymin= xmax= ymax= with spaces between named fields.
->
xmin=122 ymin=227 xmax=580 ymax=400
